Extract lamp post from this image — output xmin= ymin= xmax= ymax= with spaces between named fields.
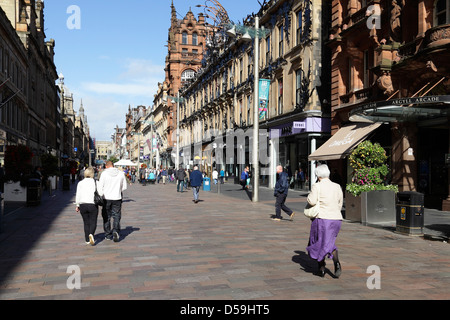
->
xmin=168 ymin=92 xmax=185 ymax=169
xmin=227 ymin=17 xmax=268 ymax=203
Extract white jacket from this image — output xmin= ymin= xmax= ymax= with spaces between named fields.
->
xmin=75 ymin=178 xmax=96 ymax=207
xmin=307 ymin=178 xmax=343 ymax=220
xmin=98 ymin=167 xmax=127 ymax=200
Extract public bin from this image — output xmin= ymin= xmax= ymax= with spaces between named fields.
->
xmin=396 ymin=191 xmax=424 ymax=236
xmin=27 ymin=178 xmax=42 ymax=206
xmin=203 ymin=177 xmax=211 ymax=192
xmin=63 ymin=174 xmax=70 ymax=190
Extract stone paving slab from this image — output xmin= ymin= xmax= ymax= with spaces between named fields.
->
xmin=0 ymin=181 xmax=448 ymax=303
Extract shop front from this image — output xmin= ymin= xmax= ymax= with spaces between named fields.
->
xmin=347 ymin=95 xmax=450 ymax=210
xmin=268 ymin=117 xmax=331 ymax=190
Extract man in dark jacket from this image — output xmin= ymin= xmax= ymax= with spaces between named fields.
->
xmin=189 ymin=165 xmax=203 ymax=203
xmin=176 ymin=165 xmax=187 ymax=192
xmin=273 ymin=165 xmax=294 ymax=221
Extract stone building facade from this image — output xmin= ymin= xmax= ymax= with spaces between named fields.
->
xmin=325 ymin=0 xmax=450 ymax=209
xmin=0 ymin=0 xmax=60 ymax=167
xmin=177 ymin=0 xmax=331 ymax=187
xmin=151 ymin=2 xmax=208 ymax=168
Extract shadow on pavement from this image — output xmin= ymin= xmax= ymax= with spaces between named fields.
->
xmin=0 ymin=184 xmax=76 ymax=286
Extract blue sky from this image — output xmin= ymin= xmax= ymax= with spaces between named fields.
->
xmin=43 ymin=0 xmax=262 ymax=141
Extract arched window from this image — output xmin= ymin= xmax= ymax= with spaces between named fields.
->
xmin=192 ymin=32 xmax=198 ymax=45
xmin=435 ymin=0 xmax=450 ymax=25
xmin=181 ymin=69 xmax=196 ymax=82
xmin=182 ymin=31 xmax=188 ymax=44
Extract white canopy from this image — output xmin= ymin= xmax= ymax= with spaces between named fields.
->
xmin=114 ymin=159 xmax=138 ymax=167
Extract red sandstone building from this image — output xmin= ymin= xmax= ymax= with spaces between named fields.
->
xmin=315 ymin=0 xmax=450 ymax=209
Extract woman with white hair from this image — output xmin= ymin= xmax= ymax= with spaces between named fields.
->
xmin=306 ymin=164 xmax=343 ymax=278
xmin=75 ymin=167 xmax=99 ymax=245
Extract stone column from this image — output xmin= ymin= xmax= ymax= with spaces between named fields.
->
xmin=391 ymin=122 xmax=418 ymax=192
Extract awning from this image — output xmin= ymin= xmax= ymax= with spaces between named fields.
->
xmin=308 ymin=122 xmax=382 ymax=161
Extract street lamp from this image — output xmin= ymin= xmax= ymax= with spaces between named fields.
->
xmin=167 ymin=92 xmax=185 ymax=169
xmin=226 ymin=18 xmax=269 ymax=203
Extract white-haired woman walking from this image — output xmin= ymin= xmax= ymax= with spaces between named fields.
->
xmin=306 ymin=164 xmax=343 ymax=277
xmin=75 ymin=167 xmax=99 ymax=245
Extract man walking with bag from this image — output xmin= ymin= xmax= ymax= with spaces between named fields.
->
xmin=272 ymin=165 xmax=295 ymax=221
xmin=98 ymin=161 xmax=127 ymax=242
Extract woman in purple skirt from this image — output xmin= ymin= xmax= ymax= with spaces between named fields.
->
xmin=306 ymin=164 xmax=343 ymax=278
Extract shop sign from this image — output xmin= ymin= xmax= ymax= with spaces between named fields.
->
xmin=270 ymin=118 xmax=330 ymax=138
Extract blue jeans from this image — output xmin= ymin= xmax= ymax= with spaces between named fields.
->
xmin=102 ymin=199 xmax=122 ymax=239
xmin=192 ymin=186 xmax=200 ymax=201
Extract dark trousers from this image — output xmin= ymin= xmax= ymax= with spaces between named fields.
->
xmin=79 ymin=204 xmax=98 ymax=242
xmin=275 ymin=193 xmax=293 ymax=218
xmin=177 ymin=180 xmax=184 ymax=192
xmin=102 ymin=199 xmax=122 ymax=239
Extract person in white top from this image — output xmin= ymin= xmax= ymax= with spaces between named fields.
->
xmin=97 ymin=161 xmax=127 ymax=242
xmin=75 ymin=167 xmax=98 ymax=245
xmin=212 ymin=169 xmax=218 ymax=185
xmin=306 ymin=164 xmax=343 ymax=278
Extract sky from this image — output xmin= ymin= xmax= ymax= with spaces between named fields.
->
xmin=43 ymin=0 xmax=263 ymax=141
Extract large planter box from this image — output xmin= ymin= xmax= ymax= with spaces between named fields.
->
xmin=345 ymin=191 xmax=362 ymax=222
xmin=345 ymin=190 xmax=396 ymax=226
xmin=4 ymin=181 xmax=27 ymax=204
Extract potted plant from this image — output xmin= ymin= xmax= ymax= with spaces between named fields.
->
xmin=40 ymin=153 xmax=60 ymax=190
xmin=345 ymin=140 xmax=398 ymax=225
xmin=3 ymin=145 xmax=34 ymax=203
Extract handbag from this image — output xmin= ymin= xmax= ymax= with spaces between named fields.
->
xmin=304 ymin=183 xmax=320 ymax=219
xmin=94 ymin=181 xmax=104 ymax=206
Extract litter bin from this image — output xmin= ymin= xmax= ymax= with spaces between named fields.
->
xmin=203 ymin=177 xmax=211 ymax=192
xmin=63 ymin=174 xmax=70 ymax=190
xmin=396 ymin=191 xmax=424 ymax=236
xmin=27 ymin=178 xmax=42 ymax=207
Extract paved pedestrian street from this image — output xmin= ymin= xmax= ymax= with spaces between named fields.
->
xmin=0 ymin=182 xmax=449 ymax=303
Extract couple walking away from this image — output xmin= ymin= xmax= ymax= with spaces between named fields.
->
xmin=75 ymin=161 xmax=127 ymax=245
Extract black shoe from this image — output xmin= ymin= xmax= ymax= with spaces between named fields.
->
xmin=113 ymin=231 xmax=119 ymax=242
xmin=334 ymin=261 xmax=342 ymax=278
xmin=317 ymin=261 xmax=326 ymax=277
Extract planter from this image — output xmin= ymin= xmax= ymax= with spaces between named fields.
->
xmin=4 ymin=181 xmax=27 ymax=204
xmin=345 ymin=190 xmax=396 ymax=226
xmin=345 ymin=191 xmax=362 ymax=222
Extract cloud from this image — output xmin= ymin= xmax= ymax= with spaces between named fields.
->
xmin=81 ymin=58 xmax=164 ymax=99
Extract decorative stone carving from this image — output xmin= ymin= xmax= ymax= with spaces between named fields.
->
xmin=377 ymin=72 xmax=394 ymax=96
xmin=426 ymin=24 xmax=450 ymax=48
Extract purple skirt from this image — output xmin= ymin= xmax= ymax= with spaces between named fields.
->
xmin=306 ymin=218 xmax=342 ymax=261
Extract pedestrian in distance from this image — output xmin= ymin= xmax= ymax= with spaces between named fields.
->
xmin=161 ymin=168 xmax=168 ymax=184
xmin=219 ymin=168 xmax=225 ymax=184
xmin=240 ymin=166 xmax=249 ymax=190
xmin=212 ymin=168 xmax=218 ymax=185
xmin=97 ymin=161 xmax=127 ymax=242
xmin=272 ymin=165 xmax=295 ymax=221
xmin=176 ymin=165 xmax=187 ymax=192
xmin=75 ymin=167 xmax=99 ymax=246
xmin=189 ymin=165 xmax=203 ymax=203
xmin=306 ymin=164 xmax=343 ymax=278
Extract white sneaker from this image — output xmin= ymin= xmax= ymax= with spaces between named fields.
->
xmin=89 ymin=234 xmax=95 ymax=246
